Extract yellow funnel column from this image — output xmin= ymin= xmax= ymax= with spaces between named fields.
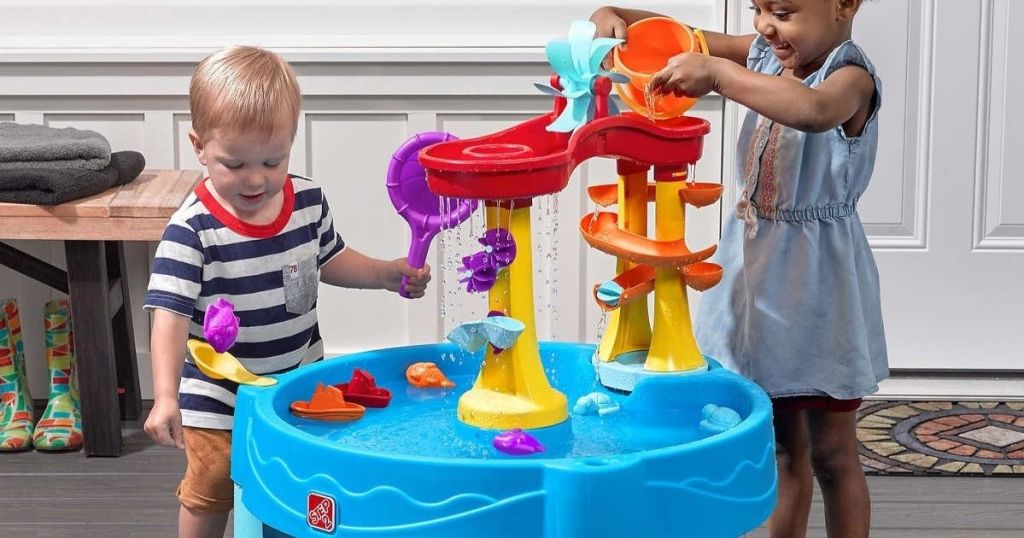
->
xmin=458 ymin=202 xmax=568 ymax=429
xmin=646 ymin=170 xmax=707 ymax=373
xmin=598 ymin=166 xmax=653 ymax=362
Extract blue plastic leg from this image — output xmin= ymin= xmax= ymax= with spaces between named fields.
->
xmin=234 ymin=484 xmax=264 ymax=538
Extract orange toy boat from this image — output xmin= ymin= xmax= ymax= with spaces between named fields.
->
xmin=290 ymin=383 xmax=366 ymax=422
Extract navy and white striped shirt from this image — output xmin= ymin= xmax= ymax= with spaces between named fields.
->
xmin=144 ymin=175 xmax=345 ymax=429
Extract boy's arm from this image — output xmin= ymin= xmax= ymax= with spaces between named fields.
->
xmin=712 ymin=60 xmax=875 ymax=133
xmin=591 ymin=5 xmax=755 ymax=65
xmin=145 ymin=308 xmax=190 ymax=448
xmin=319 ymin=247 xmax=429 ymax=297
xmin=319 ymin=247 xmax=389 ymax=289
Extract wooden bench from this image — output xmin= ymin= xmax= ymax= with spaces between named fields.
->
xmin=0 ymin=170 xmax=202 ymax=456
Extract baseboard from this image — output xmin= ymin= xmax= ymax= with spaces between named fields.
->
xmin=873 ymin=371 xmax=1024 ymax=401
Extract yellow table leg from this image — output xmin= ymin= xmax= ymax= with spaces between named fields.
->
xmin=646 ymin=172 xmax=707 ymax=373
xmin=458 ymin=203 xmax=568 ymax=429
xmin=598 ymin=167 xmax=653 ymax=362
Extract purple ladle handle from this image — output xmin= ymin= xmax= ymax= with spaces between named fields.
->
xmin=387 ymin=131 xmax=475 ymax=299
xmin=399 ymin=228 xmax=437 ymax=298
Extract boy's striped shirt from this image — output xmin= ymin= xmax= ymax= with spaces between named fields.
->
xmin=144 ymin=175 xmax=344 ymax=429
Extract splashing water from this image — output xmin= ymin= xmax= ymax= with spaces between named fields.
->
xmin=593 ymin=311 xmax=610 ymax=361
xmin=548 ymin=195 xmax=560 ymax=338
xmin=643 ymin=81 xmax=657 ymax=122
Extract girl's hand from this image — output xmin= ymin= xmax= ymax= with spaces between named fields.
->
xmin=649 ymin=52 xmax=718 ymax=98
xmin=590 ymin=6 xmax=628 ymax=69
xmin=380 ymin=258 xmax=432 ymax=298
xmin=144 ymin=397 xmax=184 ymax=449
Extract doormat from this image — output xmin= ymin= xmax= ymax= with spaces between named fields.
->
xmin=858 ymin=401 xmax=1024 ymax=476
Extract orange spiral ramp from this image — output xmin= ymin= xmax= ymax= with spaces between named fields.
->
xmin=580 ymin=211 xmax=717 ymax=268
xmin=592 ymin=264 xmax=657 ymax=311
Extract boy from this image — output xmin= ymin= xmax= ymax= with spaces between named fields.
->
xmin=143 ymin=45 xmax=431 ymax=538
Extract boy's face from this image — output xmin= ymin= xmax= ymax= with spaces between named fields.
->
xmin=189 ymin=126 xmax=293 ymax=220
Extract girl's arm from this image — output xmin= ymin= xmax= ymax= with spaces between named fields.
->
xmin=714 ymin=59 xmax=875 ymax=134
xmin=650 ymin=54 xmax=875 ymax=134
xmin=590 ymin=5 xmax=755 ymax=66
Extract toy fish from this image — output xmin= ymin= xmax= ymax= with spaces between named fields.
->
xmin=493 ymin=428 xmax=545 ymax=456
xmin=406 ymin=362 xmax=455 ymax=389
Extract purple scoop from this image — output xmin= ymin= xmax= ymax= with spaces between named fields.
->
xmin=386 ymin=131 xmax=477 ymax=298
xmin=493 ymin=428 xmax=545 ymax=456
xmin=203 ymin=297 xmax=239 ymax=353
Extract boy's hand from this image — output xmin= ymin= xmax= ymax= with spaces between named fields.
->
xmin=649 ymin=53 xmax=718 ymax=99
xmin=381 ymin=258 xmax=432 ymax=299
xmin=590 ymin=6 xmax=628 ymax=69
xmin=144 ymin=397 xmax=184 ymax=449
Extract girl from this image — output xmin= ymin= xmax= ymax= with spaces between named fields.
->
xmin=591 ymin=2 xmax=887 ymax=536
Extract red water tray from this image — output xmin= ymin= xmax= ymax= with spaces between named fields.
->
xmin=419 ymin=77 xmax=710 ymax=200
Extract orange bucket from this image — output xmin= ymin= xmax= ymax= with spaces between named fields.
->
xmin=612 ymin=17 xmax=707 ymax=120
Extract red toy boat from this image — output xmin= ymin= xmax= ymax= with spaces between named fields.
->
xmin=335 ymin=368 xmax=392 ymax=408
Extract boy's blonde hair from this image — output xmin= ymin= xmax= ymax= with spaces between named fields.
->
xmin=189 ymin=45 xmax=301 ymax=141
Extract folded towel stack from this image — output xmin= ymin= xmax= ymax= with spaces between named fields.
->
xmin=0 ymin=122 xmax=145 ymax=205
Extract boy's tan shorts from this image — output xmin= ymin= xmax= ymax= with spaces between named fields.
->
xmin=177 ymin=426 xmax=234 ymax=513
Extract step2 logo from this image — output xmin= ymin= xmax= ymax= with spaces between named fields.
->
xmin=307 ymin=491 xmax=336 ymax=533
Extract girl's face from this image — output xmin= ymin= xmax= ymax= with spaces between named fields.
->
xmin=190 ymin=126 xmax=293 ymax=222
xmin=751 ymin=0 xmax=859 ymax=77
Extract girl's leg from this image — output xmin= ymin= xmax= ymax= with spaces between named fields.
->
xmin=806 ymin=409 xmax=870 ymax=538
xmin=769 ymin=409 xmax=814 ymax=537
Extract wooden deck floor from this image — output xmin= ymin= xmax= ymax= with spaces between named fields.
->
xmin=2 ymin=419 xmax=1022 ymax=537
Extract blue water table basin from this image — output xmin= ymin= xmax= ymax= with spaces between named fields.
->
xmin=232 ymin=342 xmax=776 ymax=537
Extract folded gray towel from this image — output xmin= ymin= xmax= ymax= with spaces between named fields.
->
xmin=0 ymin=151 xmax=145 ymax=205
xmin=0 ymin=122 xmax=111 ymax=171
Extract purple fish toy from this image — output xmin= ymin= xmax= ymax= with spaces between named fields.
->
xmin=203 ymin=297 xmax=239 ymax=353
xmin=493 ymin=428 xmax=545 ymax=456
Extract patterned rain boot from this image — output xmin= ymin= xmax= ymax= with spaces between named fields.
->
xmin=32 ymin=298 xmax=83 ymax=452
xmin=0 ymin=298 xmax=34 ymax=451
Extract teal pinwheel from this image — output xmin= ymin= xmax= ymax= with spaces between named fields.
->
xmin=536 ymin=20 xmax=630 ymax=133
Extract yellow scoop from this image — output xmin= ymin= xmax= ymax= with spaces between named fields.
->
xmin=187 ymin=339 xmax=277 ymax=386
